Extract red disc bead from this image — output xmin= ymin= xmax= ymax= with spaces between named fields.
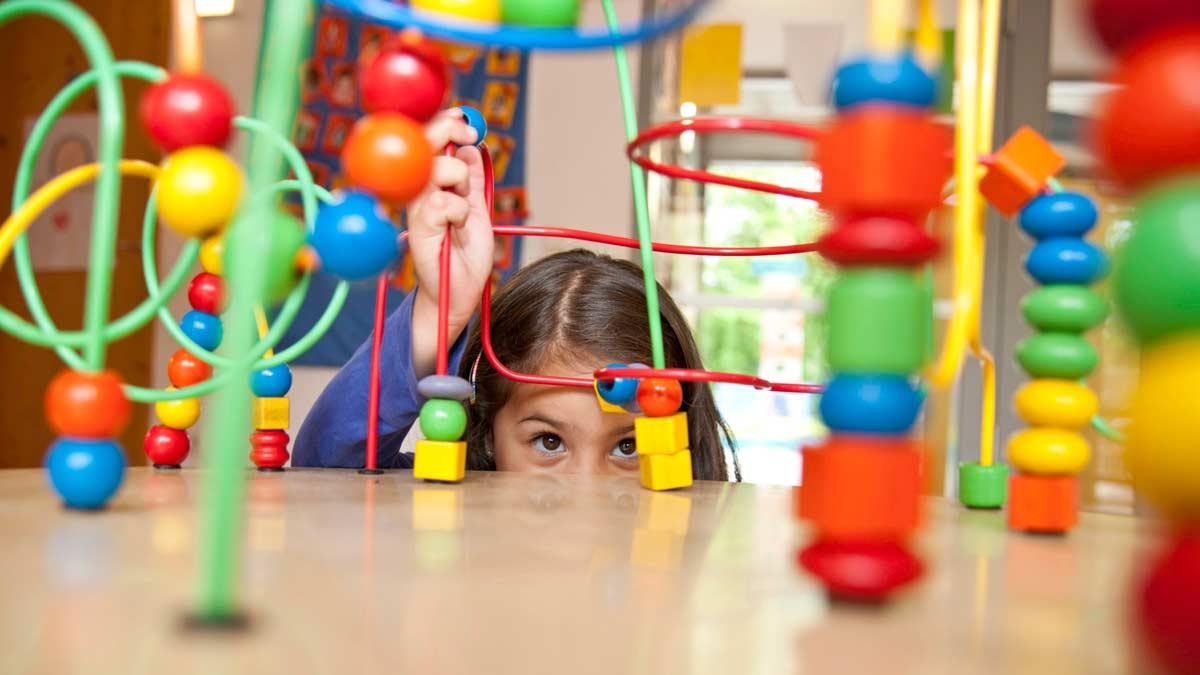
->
xmin=1094 ymin=29 xmax=1200 ymax=189
xmin=44 ymin=369 xmax=131 ymax=438
xmin=143 ymin=425 xmax=190 ymax=467
xmin=817 ymin=217 xmax=940 ymax=266
xmin=341 ymin=113 xmax=434 ymax=205
xmin=1088 ymin=0 xmax=1200 ymax=54
xmin=167 ymin=348 xmax=213 ymax=388
xmin=250 ymin=429 xmax=290 ymax=471
xmin=797 ymin=538 xmax=924 ymax=601
xmin=139 ymin=72 xmax=235 ymax=152
xmin=360 ymin=32 xmax=450 ymax=122
xmin=1136 ymin=531 xmax=1200 ymax=674
xmin=636 ymin=378 xmax=683 ymax=417
xmin=187 ymin=272 xmax=227 ymax=314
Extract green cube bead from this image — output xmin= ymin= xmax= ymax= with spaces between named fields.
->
xmin=1022 ymin=285 xmax=1108 ymax=333
xmin=501 ymin=0 xmax=580 ymax=26
xmin=827 ymin=268 xmax=926 ymax=374
xmin=1015 ymin=332 xmax=1098 ymax=379
xmin=958 ymin=462 xmax=1008 ymax=509
xmin=420 ymin=398 xmax=467 ymax=442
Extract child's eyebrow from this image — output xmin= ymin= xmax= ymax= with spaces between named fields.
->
xmin=518 ymin=414 xmax=568 ymax=430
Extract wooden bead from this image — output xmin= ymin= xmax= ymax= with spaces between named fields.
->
xmin=1014 ymin=379 xmax=1098 ymax=429
xmin=311 ymin=191 xmax=401 ymax=280
xmin=636 ymin=378 xmax=682 ymax=417
xmin=187 ymin=272 xmax=227 ymax=314
xmin=44 ymin=369 xmax=131 ymax=438
xmin=799 ymin=435 xmax=923 ymax=538
xmin=816 ymin=216 xmax=940 ymax=266
xmin=1006 ymin=428 xmax=1091 ymax=475
xmin=419 ymin=399 xmax=467 ymax=442
xmin=413 ymin=439 xmax=467 ymax=482
xmin=1025 ymin=239 xmax=1108 ymax=285
xmin=827 ymin=268 xmax=925 ymax=374
xmin=1021 ymin=285 xmax=1108 ymax=333
xmin=155 ymin=147 xmax=243 ymax=238
xmin=1019 ymin=192 xmax=1098 ymax=240
xmin=819 ymin=374 xmax=921 ymax=434
xmin=1015 ymin=332 xmax=1098 ymax=379
xmin=1007 ymin=473 xmax=1078 ymax=533
xmin=341 ymin=113 xmax=433 ymax=205
xmin=199 ymin=235 xmax=224 ymax=275
xmin=167 ymin=348 xmax=212 ymax=388
xmin=797 ymin=538 xmax=923 ymax=601
xmin=139 ymin=72 xmax=235 ymax=152
xmin=831 ymin=53 xmax=937 ymax=111
xmin=502 ymin=0 xmax=579 ymax=26
xmin=143 ymin=425 xmax=190 ymax=468
xmin=155 ymin=392 xmax=201 ymax=430
xmin=1089 ymin=0 xmax=1200 ymax=53
xmin=251 ymin=366 xmax=293 ymax=398
xmin=634 ymin=412 xmax=688 ymax=456
xmin=979 ymin=126 xmax=1065 ymax=216
xmin=249 ymin=429 xmax=290 ymax=471
xmin=638 ymin=448 xmax=693 ymax=491
xmin=360 ymin=34 xmax=449 ymax=122
xmin=1135 ymin=532 xmax=1200 ymax=675
xmin=44 ymin=438 xmax=126 ymax=510
xmin=411 ymin=0 xmax=500 ymax=21
xmin=179 ymin=310 xmax=223 ymax=352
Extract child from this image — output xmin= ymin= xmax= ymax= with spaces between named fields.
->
xmin=294 ymin=111 xmax=738 ymax=481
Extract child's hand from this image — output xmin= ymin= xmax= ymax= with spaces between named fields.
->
xmin=409 ymin=109 xmax=495 ymax=377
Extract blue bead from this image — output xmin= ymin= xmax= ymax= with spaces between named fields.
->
xmin=311 ymin=191 xmax=401 ymax=281
xmin=45 ymin=438 xmax=126 ymax=510
xmin=1019 ymin=192 xmax=1099 ymax=240
xmin=460 ymin=106 xmax=487 ymax=147
xmin=251 ymin=365 xmax=293 ymax=397
xmin=1025 ymin=238 xmax=1109 ymax=285
xmin=597 ymin=362 xmax=639 ymax=405
xmin=819 ymin=374 xmax=922 ymax=434
xmin=831 ymin=53 xmax=937 ymax=110
xmin=180 ymin=310 xmax=223 ymax=351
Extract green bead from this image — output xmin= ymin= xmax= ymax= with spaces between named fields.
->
xmin=1021 ymin=285 xmax=1108 ymax=333
xmin=827 ymin=268 xmax=926 ymax=374
xmin=1015 ymin=332 xmax=1098 ymax=379
xmin=958 ymin=462 xmax=1008 ymax=509
xmin=1113 ymin=176 xmax=1200 ymax=345
xmin=420 ymin=398 xmax=467 ymax=442
xmin=501 ymin=0 xmax=580 ymax=26
xmin=226 ymin=210 xmax=305 ymax=303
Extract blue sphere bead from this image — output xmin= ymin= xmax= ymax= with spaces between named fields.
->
xmin=460 ymin=106 xmax=487 ymax=147
xmin=831 ymin=53 xmax=937 ymax=110
xmin=45 ymin=438 xmax=126 ymax=510
xmin=311 ymin=191 xmax=401 ymax=281
xmin=819 ymin=374 xmax=922 ymax=434
xmin=597 ymin=362 xmax=639 ymax=405
xmin=251 ymin=365 xmax=293 ymax=397
xmin=1020 ymin=192 xmax=1099 ymax=240
xmin=1026 ymin=238 xmax=1109 ymax=285
xmin=180 ymin=310 xmax=223 ymax=351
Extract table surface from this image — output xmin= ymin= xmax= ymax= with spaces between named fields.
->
xmin=0 ymin=467 xmax=1156 ymax=675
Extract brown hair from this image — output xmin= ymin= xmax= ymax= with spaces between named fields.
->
xmin=458 ymin=249 xmax=739 ymax=481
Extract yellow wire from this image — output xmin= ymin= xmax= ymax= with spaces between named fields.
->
xmin=869 ymin=0 xmax=907 ymax=52
xmin=172 ymin=0 xmax=203 ymax=73
xmin=253 ymin=305 xmax=274 ymax=358
xmin=914 ymin=0 xmax=942 ymax=68
xmin=0 ymin=160 xmax=160 ymax=271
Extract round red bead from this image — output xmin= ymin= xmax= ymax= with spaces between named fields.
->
xmin=143 ymin=425 xmax=190 ymax=467
xmin=44 ymin=369 xmax=131 ymax=438
xmin=1136 ymin=531 xmax=1200 ymax=674
xmin=187 ymin=272 xmax=227 ymax=314
xmin=167 ymin=348 xmax=213 ymax=388
xmin=1088 ymin=0 xmax=1200 ymax=54
xmin=360 ymin=33 xmax=450 ymax=123
xmin=249 ymin=429 xmax=290 ymax=470
xmin=1094 ymin=29 xmax=1200 ymax=188
xmin=797 ymin=538 xmax=924 ymax=601
xmin=139 ymin=73 xmax=235 ymax=152
xmin=636 ymin=378 xmax=683 ymax=417
xmin=817 ymin=217 xmax=940 ymax=266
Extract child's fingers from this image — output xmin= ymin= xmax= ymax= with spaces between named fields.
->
xmin=424 ymin=109 xmax=478 ymax=151
xmin=455 ymin=146 xmax=488 ymax=212
xmin=415 ymin=191 xmax=470 ymax=232
xmin=430 ymin=156 xmax=469 ymax=195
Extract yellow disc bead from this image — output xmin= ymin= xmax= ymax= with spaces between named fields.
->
xmin=156 ymin=147 xmax=243 ymax=238
xmin=1013 ymin=379 xmax=1099 ymax=429
xmin=1126 ymin=333 xmax=1200 ymax=519
xmin=155 ymin=390 xmax=202 ymax=430
xmin=1006 ymin=428 xmax=1090 ymax=475
xmin=199 ymin=235 xmax=224 ymax=275
xmin=411 ymin=0 xmax=501 ymax=21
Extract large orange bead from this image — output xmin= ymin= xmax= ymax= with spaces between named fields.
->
xmin=44 ymin=370 xmax=131 ymax=438
xmin=636 ymin=378 xmax=683 ymax=417
xmin=341 ymin=113 xmax=433 ymax=204
xmin=167 ymin=348 xmax=213 ymax=388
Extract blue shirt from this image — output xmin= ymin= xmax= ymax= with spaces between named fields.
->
xmin=293 ymin=292 xmax=468 ymax=468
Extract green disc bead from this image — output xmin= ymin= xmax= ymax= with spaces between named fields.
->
xmin=227 ymin=210 xmax=306 ymax=303
xmin=420 ymin=398 xmax=467 ymax=442
xmin=1015 ymin=332 xmax=1099 ymax=379
xmin=1113 ymin=176 xmax=1200 ymax=345
xmin=958 ymin=462 xmax=1009 ymax=510
xmin=827 ymin=267 xmax=926 ymax=374
xmin=1021 ymin=285 xmax=1108 ymax=333
xmin=501 ymin=0 xmax=580 ymax=26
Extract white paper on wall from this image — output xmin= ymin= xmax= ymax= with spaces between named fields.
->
xmin=784 ymin=23 xmax=845 ymax=106
xmin=22 ymin=113 xmax=100 ymax=272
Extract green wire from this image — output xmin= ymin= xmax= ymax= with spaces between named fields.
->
xmin=601 ymin=0 xmax=666 ymax=369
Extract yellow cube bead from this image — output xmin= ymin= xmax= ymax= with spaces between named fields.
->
xmin=634 ymin=412 xmax=689 ymax=456
xmin=636 ymin=491 xmax=692 ymax=536
xmin=412 ymin=488 xmax=463 ymax=531
xmin=639 ymin=448 xmax=693 ymax=491
xmin=414 ymin=439 xmax=467 ymax=483
xmin=411 ymin=0 xmax=501 ymax=22
xmin=631 ymin=528 xmax=685 ymax=570
xmin=1006 ymin=428 xmax=1090 ymax=475
xmin=594 ymin=381 xmax=627 ymax=414
xmin=251 ymin=397 xmax=290 ymax=430
xmin=1014 ymin=379 xmax=1098 ymax=429
xmin=155 ymin=391 xmax=201 ymax=430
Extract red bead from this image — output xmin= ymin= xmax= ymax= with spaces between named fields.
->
xmin=797 ymin=538 xmax=924 ymax=601
xmin=44 ymin=369 xmax=131 ymax=438
xmin=143 ymin=425 xmax=190 ymax=468
xmin=1136 ymin=531 xmax=1200 ymax=675
xmin=1088 ymin=0 xmax=1200 ymax=54
xmin=167 ymin=348 xmax=213 ymax=388
xmin=636 ymin=378 xmax=683 ymax=417
xmin=341 ymin=113 xmax=434 ymax=204
xmin=139 ymin=72 xmax=235 ymax=152
xmin=187 ymin=272 xmax=227 ymax=314
xmin=250 ymin=429 xmax=290 ymax=470
xmin=360 ymin=32 xmax=450 ymax=122
xmin=817 ymin=217 xmax=940 ymax=266
xmin=1094 ymin=29 xmax=1200 ymax=189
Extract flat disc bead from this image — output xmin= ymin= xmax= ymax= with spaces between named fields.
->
xmin=831 ymin=53 xmax=937 ymax=111
xmin=1019 ymin=192 xmax=1098 ymax=240
xmin=1013 ymin=379 xmax=1098 ymax=429
xmin=1015 ymin=333 xmax=1098 ymax=379
xmin=1025 ymin=239 xmax=1108 ymax=285
xmin=827 ymin=268 xmax=926 ymax=374
xmin=816 ymin=217 xmax=940 ymax=266
xmin=1021 ymin=285 xmax=1107 ymax=333
xmin=417 ymin=375 xmax=472 ymax=401
xmin=1006 ymin=428 xmax=1091 ymax=475
xmin=819 ymin=374 xmax=921 ymax=434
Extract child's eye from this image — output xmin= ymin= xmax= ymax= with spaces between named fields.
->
xmin=532 ymin=434 xmax=565 ymax=455
xmin=610 ymin=438 xmax=637 ymax=460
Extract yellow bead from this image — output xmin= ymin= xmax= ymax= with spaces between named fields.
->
xmin=156 ymin=147 xmax=243 ymax=238
xmin=251 ymin=397 xmax=289 ymax=430
xmin=411 ymin=0 xmax=500 ymax=21
xmin=593 ymin=381 xmax=626 ymax=414
xmin=155 ymin=391 xmax=201 ymax=430
xmin=199 ymin=235 xmax=224 ymax=275
xmin=638 ymin=448 xmax=693 ymax=491
xmin=634 ymin=412 xmax=689 ymax=456
xmin=1126 ymin=333 xmax=1200 ymax=520
xmin=414 ymin=439 xmax=467 ymax=483
xmin=1013 ymin=379 xmax=1099 ymax=429
xmin=1006 ymin=428 xmax=1090 ymax=475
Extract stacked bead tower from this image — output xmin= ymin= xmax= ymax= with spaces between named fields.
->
xmin=797 ymin=53 xmax=949 ymax=599
xmin=249 ymin=363 xmax=294 ymax=471
xmin=596 ymin=367 xmax=692 ymax=491
xmin=1086 ymin=1 xmax=1200 ymax=671
xmin=414 ymin=375 xmax=471 ymax=482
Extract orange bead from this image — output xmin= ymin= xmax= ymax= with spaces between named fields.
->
xmin=341 ymin=113 xmax=433 ymax=204
xmin=636 ymin=378 xmax=683 ymax=417
xmin=167 ymin=348 xmax=213 ymax=388
xmin=1008 ymin=473 xmax=1078 ymax=533
xmin=44 ymin=369 xmax=131 ymax=438
xmin=798 ymin=435 xmax=923 ymax=539
xmin=979 ymin=126 xmax=1066 ymax=216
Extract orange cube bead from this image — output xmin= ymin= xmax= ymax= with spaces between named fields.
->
xmin=979 ymin=126 xmax=1065 ymax=216
xmin=1007 ymin=473 xmax=1078 ymax=533
xmin=816 ymin=107 xmax=952 ymax=221
xmin=797 ymin=435 xmax=924 ymax=539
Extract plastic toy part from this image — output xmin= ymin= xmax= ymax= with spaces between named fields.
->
xmin=1021 ymin=285 xmax=1108 ymax=333
xmin=638 ymin=448 xmax=693 ymax=491
xmin=155 ymin=146 xmax=243 ymax=238
xmin=819 ymin=374 xmax=922 ymax=435
xmin=831 ymin=53 xmax=937 ymax=111
xmin=359 ymin=34 xmax=449 ymax=122
xmin=1024 ymin=238 xmax=1109 ymax=286
xmin=958 ymin=462 xmax=1009 ymax=509
xmin=139 ymin=72 xmax=235 ymax=152
xmin=596 ymin=362 xmax=643 ymax=405
xmin=45 ymin=438 xmax=126 ymax=510
xmin=235 ymin=210 xmax=307 ymax=304
xmin=187 ymin=272 xmax=227 ymax=315
xmin=44 ymin=369 xmax=131 ymax=438
xmin=167 ymin=348 xmax=213 ymax=388
xmin=1008 ymin=473 xmax=1078 ymax=533
xmin=180 ymin=310 xmax=224 ymax=352
xmin=199 ymin=235 xmax=224 ymax=275
xmin=827 ymin=268 xmax=925 ymax=374
xmin=419 ymin=398 xmax=467 ymax=442
xmin=417 ymin=374 xmax=472 ymax=401
xmin=1089 ymin=0 xmax=1200 ymax=54
xmin=1013 ymin=379 xmax=1098 ymax=429
xmin=155 ymin=393 xmax=202 ymax=430
xmin=816 ymin=217 xmax=940 ymax=266
xmin=143 ymin=425 xmax=190 ymax=469
xmin=1135 ymin=531 xmax=1200 ymax=675
xmin=410 ymin=0 xmax=500 ymax=22
xmin=250 ymin=365 xmax=293 ymax=398
xmin=311 ymin=191 xmax=401 ymax=280
xmin=636 ymin=378 xmax=683 ymax=417
xmin=502 ymin=0 xmax=580 ymax=27
xmin=594 ymin=382 xmax=626 ymax=414
xmin=413 ymin=439 xmax=467 ymax=482
xmin=1015 ymin=333 xmax=1098 ymax=380
xmin=251 ymin=397 xmax=290 ymax=431
xmin=978 ymin=126 xmax=1065 ymax=216
xmin=1006 ymin=428 xmax=1091 ymax=475
xmin=797 ymin=538 xmax=924 ymax=602
xmin=459 ymin=106 xmax=488 ymax=147
xmin=342 ymin=113 xmax=434 ymax=204
xmin=249 ymin=429 xmax=290 ymax=471
xmin=798 ymin=436 xmax=923 ymax=538
xmin=634 ymin=412 xmax=688 ymax=456
xmin=1019 ymin=192 xmax=1099 ymax=240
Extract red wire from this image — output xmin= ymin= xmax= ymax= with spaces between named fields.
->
xmin=595 ymin=367 xmax=824 ymax=394
xmin=627 ymin=117 xmax=823 ymax=200
xmin=480 ymin=281 xmax=592 ymax=389
xmin=435 ymin=232 xmax=451 ymax=376
xmin=491 ymin=225 xmax=816 ymax=256
xmin=364 ymin=272 xmax=388 ymax=471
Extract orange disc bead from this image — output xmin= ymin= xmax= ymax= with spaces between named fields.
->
xmin=44 ymin=369 xmax=131 ymax=438
xmin=636 ymin=378 xmax=683 ymax=417
xmin=341 ymin=113 xmax=433 ymax=204
xmin=167 ymin=348 xmax=213 ymax=388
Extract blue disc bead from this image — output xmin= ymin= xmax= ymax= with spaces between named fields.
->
xmin=1025 ymin=238 xmax=1109 ymax=285
xmin=460 ymin=106 xmax=488 ymax=147
xmin=1020 ymin=192 xmax=1099 ymax=240
xmin=45 ymin=438 xmax=126 ymax=510
xmin=597 ymin=362 xmax=640 ymax=405
xmin=311 ymin=191 xmax=401 ymax=281
xmin=180 ymin=310 xmax=223 ymax=351
xmin=831 ymin=53 xmax=937 ymax=111
xmin=819 ymin=373 xmax=922 ymax=434
xmin=251 ymin=365 xmax=293 ymax=397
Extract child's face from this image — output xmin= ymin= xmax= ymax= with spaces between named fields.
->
xmin=492 ymin=361 xmax=640 ymax=477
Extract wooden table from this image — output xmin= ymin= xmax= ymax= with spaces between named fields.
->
xmin=0 ymin=468 xmax=1154 ymax=674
